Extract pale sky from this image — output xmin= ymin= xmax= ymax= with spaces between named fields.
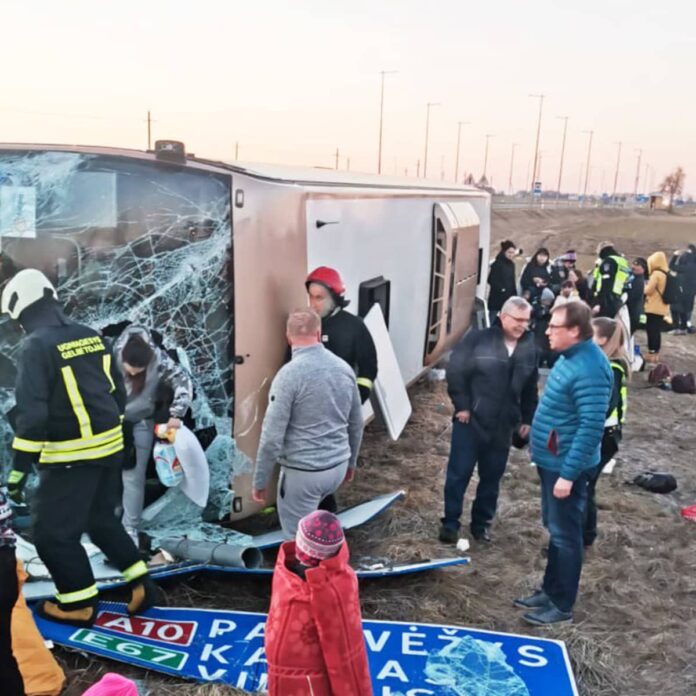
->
xmin=1 ymin=0 xmax=695 ymax=195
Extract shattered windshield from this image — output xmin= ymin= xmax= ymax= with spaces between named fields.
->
xmin=0 ymin=151 xmax=234 ymax=498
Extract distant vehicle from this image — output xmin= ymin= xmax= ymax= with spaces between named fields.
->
xmin=0 ymin=141 xmax=491 ymax=520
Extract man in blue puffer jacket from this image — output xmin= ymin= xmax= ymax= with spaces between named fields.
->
xmin=514 ymin=301 xmax=612 ymax=625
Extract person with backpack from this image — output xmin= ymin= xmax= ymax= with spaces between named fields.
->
xmin=114 ymin=326 xmax=194 ymax=544
xmin=644 ymin=252 xmax=671 ymax=363
xmin=626 ymin=258 xmax=648 ymax=336
xmin=585 ymin=317 xmax=629 ymax=547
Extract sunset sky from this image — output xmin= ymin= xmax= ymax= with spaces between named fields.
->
xmin=2 ymin=0 xmax=694 ymax=195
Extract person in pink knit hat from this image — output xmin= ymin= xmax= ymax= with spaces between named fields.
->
xmin=264 ymin=510 xmax=373 ymax=695
xmin=81 ymin=673 xmax=139 ymax=695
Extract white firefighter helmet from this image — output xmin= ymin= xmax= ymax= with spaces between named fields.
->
xmin=1 ymin=269 xmax=57 ymax=320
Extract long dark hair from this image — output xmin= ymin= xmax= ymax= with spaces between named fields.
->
xmin=122 ymin=335 xmax=154 ymax=395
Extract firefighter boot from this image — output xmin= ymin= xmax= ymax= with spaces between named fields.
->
xmin=127 ymin=575 xmax=165 ymax=615
xmin=36 ymin=597 xmax=97 ymax=627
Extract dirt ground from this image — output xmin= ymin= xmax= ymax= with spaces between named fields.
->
xmin=55 ymin=209 xmax=696 ymax=695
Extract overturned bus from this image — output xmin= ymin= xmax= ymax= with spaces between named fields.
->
xmin=0 ymin=141 xmax=491 ymax=522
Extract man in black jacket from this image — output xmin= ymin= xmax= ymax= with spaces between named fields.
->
xmin=440 ymin=296 xmax=539 ymax=544
xmin=1 ymin=269 xmax=162 ymax=627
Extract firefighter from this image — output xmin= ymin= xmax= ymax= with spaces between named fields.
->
xmin=590 ymin=241 xmax=631 ymax=318
xmin=1 ymin=269 xmax=163 ymax=627
xmin=305 ymin=267 xmax=378 ymax=404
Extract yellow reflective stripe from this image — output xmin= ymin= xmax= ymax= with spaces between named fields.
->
xmin=39 ymin=438 xmax=124 ymax=464
xmin=61 ymin=366 xmax=93 ymax=439
xmin=103 ymin=354 xmax=116 ymax=393
xmin=122 ymin=560 xmax=148 ymax=583
xmin=56 ymin=584 xmax=98 ymax=605
xmin=41 ymin=425 xmax=123 ymax=454
xmin=356 ymin=377 xmax=374 ymax=390
xmin=12 ymin=437 xmax=44 ymax=453
xmin=8 ymin=470 xmax=25 ymax=485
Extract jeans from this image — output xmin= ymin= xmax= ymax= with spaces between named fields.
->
xmin=442 ymin=421 xmax=510 ymax=534
xmin=538 ymin=466 xmax=589 ymax=612
xmin=121 ymin=419 xmax=155 ymax=531
xmin=584 ymin=430 xmax=619 ymax=546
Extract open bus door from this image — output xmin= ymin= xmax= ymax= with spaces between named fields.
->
xmin=424 ymin=202 xmax=480 ymax=365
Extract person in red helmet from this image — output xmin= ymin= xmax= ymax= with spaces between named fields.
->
xmin=305 ymin=267 xmax=378 ymax=405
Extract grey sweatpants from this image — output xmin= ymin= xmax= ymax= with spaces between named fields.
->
xmin=277 ymin=461 xmax=348 ymax=538
xmin=121 ymin=419 xmax=155 ymax=531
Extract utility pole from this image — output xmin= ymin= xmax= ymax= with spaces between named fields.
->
xmin=335 ymin=148 xmax=340 ymax=170
xmin=146 ymin=110 xmax=154 ymax=150
xmin=440 ymin=154 xmax=445 ymax=180
xmin=454 ymin=120 xmax=470 ymax=183
xmin=235 ymin=141 xmax=239 ymax=159
xmin=556 ymin=115 xmax=569 ymax=200
xmin=582 ymin=130 xmax=594 ymax=205
xmin=347 ymin=157 xmax=351 ymax=171
xmin=416 ymin=159 xmax=421 ymax=177
xmin=377 ymin=70 xmax=398 ymax=174
xmin=483 ymin=134 xmax=494 ymax=180
xmin=529 ymin=94 xmax=545 ymax=191
xmin=508 ymin=143 xmax=518 ymax=194
xmin=612 ymin=141 xmax=622 ymax=201
xmin=423 ymin=102 xmax=440 ymax=178
xmin=633 ymin=148 xmax=642 ymax=199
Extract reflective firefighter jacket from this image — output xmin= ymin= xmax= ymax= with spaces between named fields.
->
xmin=321 ymin=309 xmax=378 ymax=403
xmin=12 ymin=323 xmax=126 ymax=471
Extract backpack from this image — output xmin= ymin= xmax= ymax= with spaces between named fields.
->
xmin=633 ymin=472 xmax=677 ymax=494
xmin=658 ymin=269 xmax=683 ymax=305
xmin=671 ymin=373 xmax=696 ymax=394
xmin=648 ymin=362 xmax=672 ymax=385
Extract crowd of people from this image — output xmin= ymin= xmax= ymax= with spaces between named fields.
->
xmin=0 ymin=238 xmax=693 ymax=691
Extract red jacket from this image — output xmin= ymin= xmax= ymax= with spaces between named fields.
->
xmin=265 ymin=541 xmax=373 ymax=696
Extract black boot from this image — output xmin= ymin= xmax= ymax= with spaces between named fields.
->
xmin=127 ymin=575 xmax=165 ymax=615
xmin=36 ymin=599 xmax=97 ymax=627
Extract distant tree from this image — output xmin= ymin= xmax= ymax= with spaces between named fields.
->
xmin=660 ymin=167 xmax=685 ymax=211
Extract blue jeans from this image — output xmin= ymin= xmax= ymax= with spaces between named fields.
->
xmin=442 ymin=421 xmax=510 ymax=534
xmin=538 ymin=466 xmax=589 ymax=612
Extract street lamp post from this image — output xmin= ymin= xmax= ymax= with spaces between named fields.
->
xmin=612 ymin=141 xmax=622 ymax=202
xmin=454 ymin=120 xmax=470 ymax=183
xmin=377 ymin=70 xmax=398 ymax=174
xmin=508 ymin=143 xmax=518 ymax=194
xmin=582 ymin=130 xmax=594 ymax=205
xmin=529 ymin=94 xmax=545 ymax=191
xmin=556 ymin=116 xmax=569 ymax=201
xmin=483 ymin=134 xmax=494 ymax=180
xmin=423 ymin=102 xmax=441 ymax=178
xmin=633 ymin=148 xmax=642 ymax=199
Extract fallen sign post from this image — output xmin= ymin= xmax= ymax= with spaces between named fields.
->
xmin=34 ymin=602 xmax=578 ymax=695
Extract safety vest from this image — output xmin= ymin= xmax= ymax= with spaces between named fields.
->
xmin=593 ymin=255 xmax=632 ymax=296
xmin=607 ymin=360 xmax=627 ymax=426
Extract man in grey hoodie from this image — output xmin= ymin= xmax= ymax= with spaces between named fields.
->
xmin=252 ymin=309 xmax=364 ymax=537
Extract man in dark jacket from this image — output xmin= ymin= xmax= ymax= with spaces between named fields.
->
xmin=1 ymin=269 xmax=162 ymax=627
xmin=440 ymin=297 xmax=539 ymax=544
xmin=487 ymin=240 xmax=518 ymax=325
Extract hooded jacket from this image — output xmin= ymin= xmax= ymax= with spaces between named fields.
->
xmin=114 ymin=326 xmax=193 ymax=423
xmin=519 ymin=250 xmax=553 ymax=294
xmin=644 ymin=252 xmax=670 ymax=316
xmin=264 ymin=541 xmax=373 ymax=696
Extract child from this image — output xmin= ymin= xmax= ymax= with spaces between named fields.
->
xmin=1 ymin=486 xmax=25 ymax=695
xmin=552 ymin=280 xmax=580 ymax=309
xmin=264 ymin=510 xmax=373 ymax=696
xmin=585 ymin=317 xmax=629 ymax=547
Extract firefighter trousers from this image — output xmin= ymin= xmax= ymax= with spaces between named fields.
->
xmin=32 ymin=460 xmax=144 ymax=607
